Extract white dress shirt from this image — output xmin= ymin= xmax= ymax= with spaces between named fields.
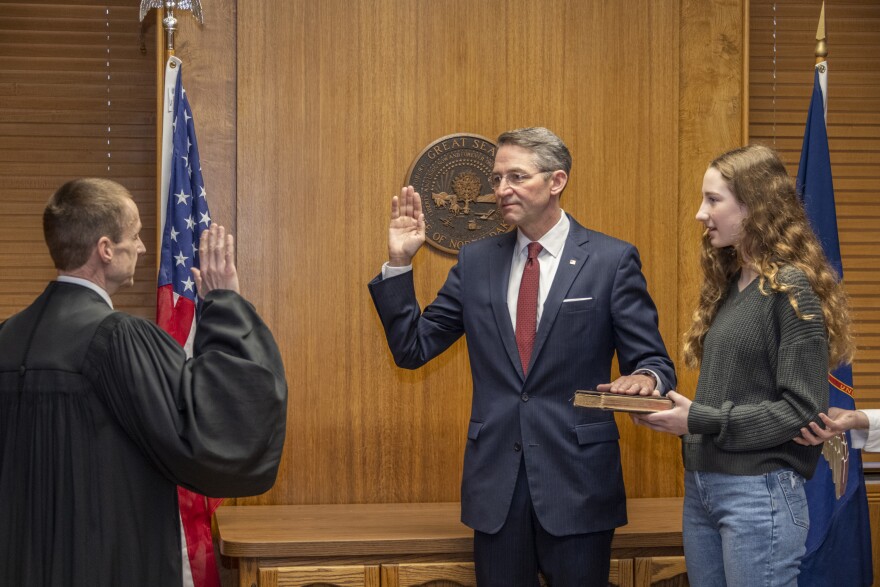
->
xmin=506 ymin=211 xmax=569 ymax=331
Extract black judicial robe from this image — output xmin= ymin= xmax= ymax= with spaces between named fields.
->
xmin=0 ymin=282 xmax=288 ymax=587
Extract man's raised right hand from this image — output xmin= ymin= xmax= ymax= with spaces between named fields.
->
xmin=388 ymin=185 xmax=426 ymax=267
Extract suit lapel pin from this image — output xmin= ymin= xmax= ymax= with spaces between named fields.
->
xmin=569 ymin=259 xmax=577 ymax=265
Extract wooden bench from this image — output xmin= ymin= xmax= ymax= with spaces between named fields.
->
xmin=216 ymin=498 xmax=687 ymax=587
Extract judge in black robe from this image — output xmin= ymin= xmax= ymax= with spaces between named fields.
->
xmin=0 ymin=178 xmax=287 ymax=587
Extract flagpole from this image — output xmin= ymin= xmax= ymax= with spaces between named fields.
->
xmin=157 ymin=4 xmax=175 ymax=269
xmin=812 ymin=0 xmax=848 ymax=500
xmin=156 ymin=7 xmax=166 ymax=266
xmin=815 ymin=2 xmax=827 ymax=65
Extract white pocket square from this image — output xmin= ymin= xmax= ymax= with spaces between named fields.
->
xmin=562 ymin=297 xmax=593 ymax=303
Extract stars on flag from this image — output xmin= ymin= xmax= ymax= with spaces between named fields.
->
xmin=157 ymin=68 xmax=211 ymax=304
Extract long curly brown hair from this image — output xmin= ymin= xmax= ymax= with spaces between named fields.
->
xmin=683 ymin=144 xmax=854 ymax=369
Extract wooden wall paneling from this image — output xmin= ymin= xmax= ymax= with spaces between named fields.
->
xmin=238 ymin=0 xmax=479 ymax=506
xmin=169 ymin=1 xmax=238 ymax=239
xmin=674 ymin=0 xmax=748 ymax=478
xmin=749 ymin=1 xmax=880 ymax=418
xmin=0 ymin=0 xmax=749 ymax=513
xmin=0 ymin=2 xmax=157 ymax=320
xmin=580 ymin=0 xmax=684 ymax=499
xmin=234 ymin=0 xmax=748 ymax=506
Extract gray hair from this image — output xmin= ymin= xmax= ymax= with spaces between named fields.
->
xmin=496 ymin=127 xmax=572 ymax=175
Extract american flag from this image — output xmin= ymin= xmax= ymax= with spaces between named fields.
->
xmin=157 ymin=57 xmax=221 ymax=587
xmin=158 ymin=63 xmax=210 ymax=350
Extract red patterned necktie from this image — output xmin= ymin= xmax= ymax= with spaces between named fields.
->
xmin=516 ymin=242 xmax=543 ymax=375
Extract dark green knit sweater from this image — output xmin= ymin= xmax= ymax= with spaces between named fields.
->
xmin=684 ymin=265 xmax=829 ymax=479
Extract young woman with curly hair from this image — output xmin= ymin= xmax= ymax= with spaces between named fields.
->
xmin=631 ymin=144 xmax=854 ymax=586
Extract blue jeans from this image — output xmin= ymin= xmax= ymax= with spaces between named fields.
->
xmin=683 ymin=470 xmax=809 ymax=587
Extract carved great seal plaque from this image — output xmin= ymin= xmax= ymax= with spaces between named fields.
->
xmin=406 ymin=133 xmax=512 ymax=254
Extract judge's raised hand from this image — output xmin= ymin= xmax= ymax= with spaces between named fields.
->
xmin=192 ymin=224 xmax=240 ymax=297
xmin=793 ymin=407 xmax=869 ymax=446
xmin=388 ymin=186 xmax=426 ymax=267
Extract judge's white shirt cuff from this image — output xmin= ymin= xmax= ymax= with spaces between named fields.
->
xmin=853 ymin=409 xmax=880 ymax=452
xmin=381 ymin=262 xmax=413 ymax=280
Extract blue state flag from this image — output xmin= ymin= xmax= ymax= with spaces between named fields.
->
xmin=797 ymin=64 xmax=872 ymax=587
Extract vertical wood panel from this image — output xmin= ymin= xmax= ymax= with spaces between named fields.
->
xmin=171 ymin=1 xmax=237 ymax=238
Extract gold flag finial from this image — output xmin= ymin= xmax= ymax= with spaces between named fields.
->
xmin=139 ymin=0 xmax=204 ymax=58
xmin=815 ymin=2 xmax=828 ymax=64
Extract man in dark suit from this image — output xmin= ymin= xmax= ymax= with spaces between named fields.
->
xmin=369 ymin=127 xmax=674 ymax=586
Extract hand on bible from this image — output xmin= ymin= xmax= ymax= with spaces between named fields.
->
xmin=388 ymin=186 xmax=425 ymax=267
xmin=597 ymin=373 xmax=658 ymax=396
xmin=631 ymin=391 xmax=691 ymax=436
xmin=793 ymin=407 xmax=868 ymax=446
xmin=192 ymin=224 xmax=240 ymax=297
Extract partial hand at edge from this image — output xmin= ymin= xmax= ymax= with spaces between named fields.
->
xmin=388 ymin=185 xmax=425 ymax=267
xmin=191 ymin=223 xmax=240 ymax=297
xmin=793 ymin=407 xmax=869 ymax=446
